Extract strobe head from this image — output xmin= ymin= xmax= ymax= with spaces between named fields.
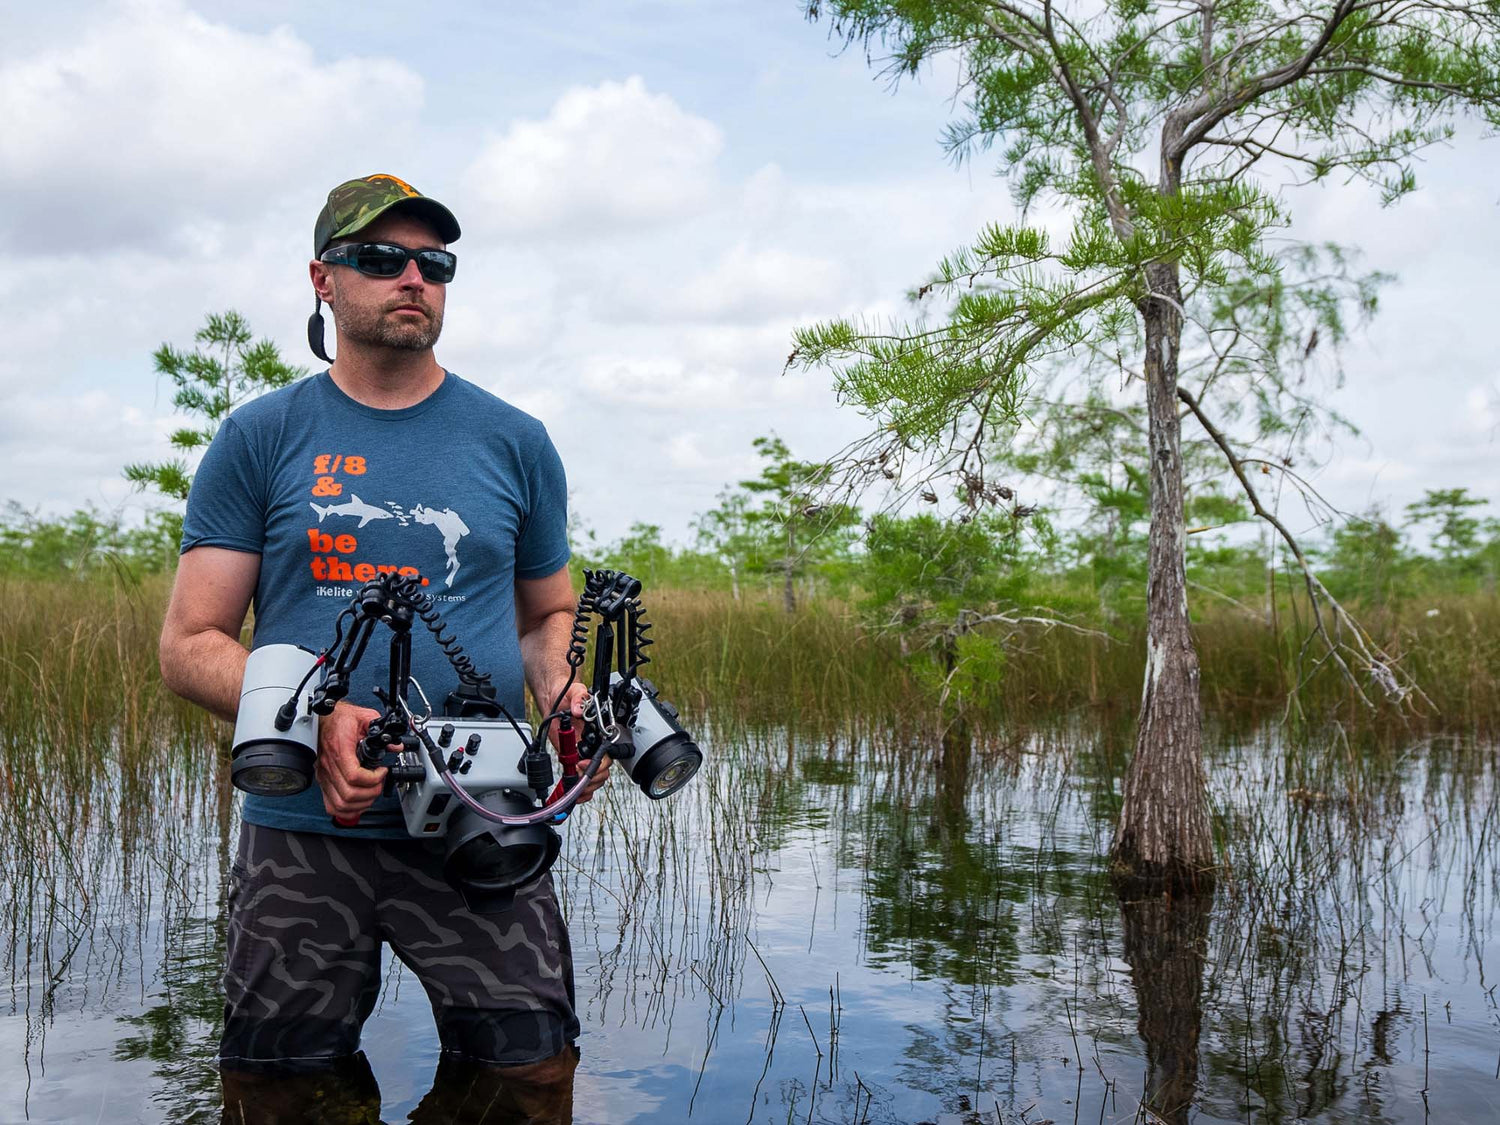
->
xmin=443 ymin=790 xmax=561 ymax=913
xmin=621 ymin=682 xmax=703 ymax=800
xmin=231 ymin=644 xmax=321 ymax=796
xmin=232 ymin=741 xmax=316 ymax=797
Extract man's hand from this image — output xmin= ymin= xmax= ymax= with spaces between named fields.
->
xmin=550 ymin=681 xmax=611 ymax=803
xmin=579 ymin=752 xmax=613 ymax=802
xmin=316 ymin=700 xmax=389 ymax=822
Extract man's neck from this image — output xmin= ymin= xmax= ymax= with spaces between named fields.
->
xmin=328 ymin=346 xmax=446 ymax=410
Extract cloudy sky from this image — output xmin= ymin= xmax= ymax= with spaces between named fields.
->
xmin=2 ymin=0 xmax=1496 ymax=546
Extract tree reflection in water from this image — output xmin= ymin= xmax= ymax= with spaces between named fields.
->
xmin=7 ymin=720 xmax=1497 ymax=1123
xmin=1119 ymin=890 xmax=1212 ymax=1125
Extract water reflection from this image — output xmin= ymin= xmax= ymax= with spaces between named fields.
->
xmin=113 ymin=912 xmax=227 ymax=1123
xmin=4 ymin=725 xmax=1497 ymax=1122
xmin=219 ymin=1049 xmax=577 ymax=1125
xmin=1119 ymin=891 xmax=1211 ymax=1125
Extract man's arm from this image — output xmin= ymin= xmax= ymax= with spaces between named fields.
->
xmin=160 ymin=546 xmax=386 ymax=819
xmin=516 ymin=565 xmax=610 ymax=798
xmin=159 ymin=546 xmax=261 ymax=721
xmin=516 ymin=565 xmax=584 ymax=718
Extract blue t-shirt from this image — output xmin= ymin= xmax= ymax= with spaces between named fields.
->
xmin=182 ymin=371 xmax=570 ymax=837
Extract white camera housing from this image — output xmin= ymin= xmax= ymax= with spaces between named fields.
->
xmin=393 ymin=719 xmax=541 ymax=837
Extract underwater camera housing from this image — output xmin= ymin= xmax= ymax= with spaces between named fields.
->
xmin=227 ymin=569 xmax=703 ymax=913
xmin=230 ymin=647 xmax=562 ymax=911
xmin=398 ymin=706 xmax=561 ymax=914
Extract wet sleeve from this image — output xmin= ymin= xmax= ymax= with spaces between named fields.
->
xmin=180 ymin=417 xmax=266 ymax=555
xmin=515 ymin=427 xmax=570 ymax=579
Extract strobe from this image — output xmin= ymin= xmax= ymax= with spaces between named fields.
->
xmin=611 ymin=674 xmax=703 ymax=800
xmin=230 ymin=643 xmax=321 ymax=796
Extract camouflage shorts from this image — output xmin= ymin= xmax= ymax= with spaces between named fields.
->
xmin=221 ymin=822 xmax=579 ymax=1067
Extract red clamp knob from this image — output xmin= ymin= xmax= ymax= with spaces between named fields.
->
xmin=548 ymin=717 xmax=582 ymax=804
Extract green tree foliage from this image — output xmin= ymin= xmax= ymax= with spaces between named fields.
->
xmin=0 ymin=503 xmax=179 ymax=579
xmin=1406 ymin=487 xmax=1488 ymax=565
xmin=1321 ymin=509 xmax=1409 ymax=605
xmin=601 ymin=521 xmax=675 ymax=586
xmin=862 ymin=512 xmax=1035 ymax=712
xmin=798 ymin=0 xmax=1498 ymax=882
xmin=124 ymin=311 xmax=304 ymax=507
xmin=720 ymin=435 xmax=859 ymax=612
xmin=587 ymin=521 xmax=725 ymax=589
xmin=693 ymin=489 xmax=761 ymax=600
xmin=578 ymin=436 xmax=862 ymax=606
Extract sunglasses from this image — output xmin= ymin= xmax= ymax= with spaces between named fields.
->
xmin=319 ymin=242 xmax=458 ymax=284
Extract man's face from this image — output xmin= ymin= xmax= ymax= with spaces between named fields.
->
xmin=313 ymin=212 xmax=448 ymax=353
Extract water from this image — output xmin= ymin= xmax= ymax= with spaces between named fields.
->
xmin=3 ymin=726 xmax=1497 ymax=1123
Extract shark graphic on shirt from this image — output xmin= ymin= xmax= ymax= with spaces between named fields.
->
xmin=309 ymin=494 xmax=396 ymax=529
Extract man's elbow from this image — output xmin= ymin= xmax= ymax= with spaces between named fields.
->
xmin=519 ymin=605 xmax=573 ymax=642
xmin=158 ymin=623 xmax=188 ymax=700
xmin=158 ymin=620 xmax=210 ymax=701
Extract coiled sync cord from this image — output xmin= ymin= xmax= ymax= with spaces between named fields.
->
xmin=555 ymin=568 xmax=652 ymax=707
xmin=385 ymin=573 xmax=492 ymax=691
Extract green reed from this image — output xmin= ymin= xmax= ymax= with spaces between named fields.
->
xmin=644 ymin=588 xmax=1500 ymax=738
xmin=0 ymin=573 xmax=222 ymax=870
xmin=3 ymin=568 xmax=1494 ymax=1122
xmin=4 ymin=575 xmax=1495 ymax=822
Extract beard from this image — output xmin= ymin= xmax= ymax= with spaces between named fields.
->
xmin=330 ymin=289 xmax=445 ymax=352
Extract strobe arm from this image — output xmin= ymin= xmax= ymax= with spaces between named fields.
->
xmin=307 ymin=577 xmax=418 ymax=716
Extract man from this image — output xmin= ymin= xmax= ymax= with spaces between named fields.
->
xmin=159 ymin=174 xmax=607 ymax=1113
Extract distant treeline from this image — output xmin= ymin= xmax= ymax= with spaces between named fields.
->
xmin=5 ymin=457 xmax=1496 ymax=732
xmin=0 ymin=502 xmax=180 ymax=579
xmin=575 ymin=491 xmax=1500 ymax=613
xmin=5 ymin=450 xmax=1497 ymax=620
xmin=9 ymin=481 xmax=1497 ymax=611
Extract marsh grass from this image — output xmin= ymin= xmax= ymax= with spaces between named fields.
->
xmin=0 ymin=573 xmax=228 ymax=1047
xmin=3 ymin=576 xmax=1495 ymax=840
xmin=645 ymin=586 xmax=1500 ymax=738
xmin=557 ymin=712 xmax=1499 ymax=1121
xmin=2 ymin=566 xmax=1496 ymax=1121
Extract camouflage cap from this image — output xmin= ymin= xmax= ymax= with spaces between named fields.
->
xmin=313 ymin=174 xmax=461 ymax=256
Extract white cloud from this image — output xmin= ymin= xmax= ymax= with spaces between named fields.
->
xmin=1462 ymin=377 xmax=1500 ymax=437
xmin=578 ymin=356 xmax=744 ymax=410
xmin=665 ymin=433 xmax=712 ymax=470
xmin=0 ymin=0 xmax=424 ymax=251
xmin=2 ymin=8 xmax=1494 ymax=550
xmin=0 ymin=390 xmax=171 ymax=512
xmin=460 ymin=76 xmax=723 ymax=238
xmin=610 ymin=241 xmax=848 ymax=325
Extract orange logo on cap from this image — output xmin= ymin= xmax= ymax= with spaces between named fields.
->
xmin=367 ymin=174 xmax=418 ymax=197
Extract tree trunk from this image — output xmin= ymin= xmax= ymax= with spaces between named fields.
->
xmin=782 ymin=561 xmax=796 ymax=614
xmin=1113 ymin=260 xmax=1214 ymax=892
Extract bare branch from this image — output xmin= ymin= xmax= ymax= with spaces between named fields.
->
xmin=1178 ymin=384 xmax=1432 ymax=713
xmin=1169 ymin=0 xmax=1363 ymax=161
xmin=1040 ymin=0 xmax=1136 ymax=238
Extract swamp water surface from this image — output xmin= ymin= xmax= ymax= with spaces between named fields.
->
xmin=2 ymin=726 xmax=1497 ymax=1124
